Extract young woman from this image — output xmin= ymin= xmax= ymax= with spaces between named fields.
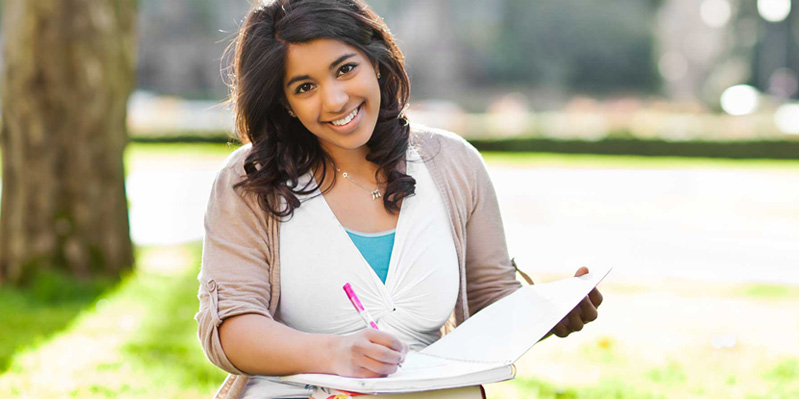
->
xmin=196 ymin=1 xmax=603 ymax=398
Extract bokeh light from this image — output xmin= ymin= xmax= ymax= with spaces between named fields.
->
xmin=774 ymin=103 xmax=799 ymax=134
xmin=757 ymin=0 xmax=792 ymax=22
xmin=658 ymin=52 xmax=689 ymax=81
xmin=768 ymin=68 xmax=799 ymax=98
xmin=720 ymin=85 xmax=760 ymax=115
xmin=700 ymin=0 xmax=732 ymax=28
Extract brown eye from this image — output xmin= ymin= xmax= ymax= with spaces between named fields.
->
xmin=337 ymin=63 xmax=357 ymax=76
xmin=295 ymin=83 xmax=313 ymax=94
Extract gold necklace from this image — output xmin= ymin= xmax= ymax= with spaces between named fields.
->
xmin=336 ymin=167 xmax=382 ymax=200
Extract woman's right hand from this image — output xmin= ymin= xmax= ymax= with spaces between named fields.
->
xmin=328 ymin=329 xmax=408 ymax=378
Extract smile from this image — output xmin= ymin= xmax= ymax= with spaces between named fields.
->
xmin=328 ymin=104 xmax=361 ymax=127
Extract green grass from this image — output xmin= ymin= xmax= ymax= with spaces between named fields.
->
xmin=125 ymin=142 xmax=241 ymax=159
xmin=0 ymin=244 xmax=225 ymax=399
xmin=119 ymin=244 xmax=225 ymax=391
xmin=0 ymin=271 xmax=113 ymax=373
xmin=481 ymin=151 xmax=799 ymax=170
xmin=508 ymin=376 xmax=666 ymax=399
xmin=2 ymin=144 xmax=799 ymax=398
xmin=489 ymin=348 xmax=799 ymax=399
xmin=736 ymin=283 xmax=799 ymax=300
xmin=2 ymin=243 xmax=799 ymax=399
xmin=123 ymin=142 xmax=242 ymax=174
xmin=4 ymin=143 xmax=799 ymax=176
xmin=127 ymin=142 xmax=799 ymax=170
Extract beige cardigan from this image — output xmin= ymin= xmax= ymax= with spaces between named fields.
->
xmin=196 ymin=126 xmax=529 ymax=399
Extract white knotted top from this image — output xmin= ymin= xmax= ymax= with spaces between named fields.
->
xmin=242 ymin=146 xmax=459 ymax=398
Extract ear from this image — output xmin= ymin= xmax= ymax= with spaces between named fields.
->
xmin=371 ymin=60 xmax=381 ymax=79
xmin=279 ymin=98 xmax=296 ymax=117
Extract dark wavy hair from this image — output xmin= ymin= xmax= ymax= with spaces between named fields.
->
xmin=226 ymin=0 xmax=415 ymax=218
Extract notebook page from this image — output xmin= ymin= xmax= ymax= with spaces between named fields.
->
xmin=420 ymin=266 xmax=611 ymax=363
xmin=282 ymin=351 xmax=510 ymax=393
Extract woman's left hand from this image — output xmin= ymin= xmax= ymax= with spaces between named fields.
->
xmin=548 ymin=267 xmax=603 ymax=338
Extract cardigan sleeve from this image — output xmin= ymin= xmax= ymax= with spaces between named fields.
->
xmin=195 ymin=147 xmax=275 ymax=375
xmin=456 ymin=137 xmax=523 ymax=315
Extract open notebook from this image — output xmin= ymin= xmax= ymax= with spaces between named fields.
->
xmin=282 ymin=266 xmax=611 ymax=394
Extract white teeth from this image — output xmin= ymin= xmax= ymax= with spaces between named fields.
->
xmin=330 ymin=106 xmax=359 ymax=126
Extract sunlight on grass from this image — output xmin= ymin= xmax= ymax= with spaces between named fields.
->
xmin=0 ymin=243 xmax=225 ymax=399
xmin=487 ymin=342 xmax=799 ymax=399
xmin=0 ymin=272 xmax=112 ymax=373
xmin=484 ymin=282 xmax=799 ymax=399
xmin=2 ymin=246 xmax=799 ymax=399
xmin=124 ymin=142 xmax=241 ymax=175
xmin=2 ymin=144 xmax=799 ymax=399
xmin=736 ymin=284 xmax=799 ymax=300
xmin=118 ymin=143 xmax=799 ymax=176
xmin=482 ymin=152 xmax=799 ymax=170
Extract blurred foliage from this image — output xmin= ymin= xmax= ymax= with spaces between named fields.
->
xmin=370 ymin=0 xmax=661 ymax=94
xmin=465 ymin=0 xmax=660 ymax=93
xmin=133 ymin=0 xmax=664 ymax=99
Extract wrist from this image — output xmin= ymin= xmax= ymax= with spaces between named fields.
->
xmin=311 ymin=333 xmax=340 ymax=374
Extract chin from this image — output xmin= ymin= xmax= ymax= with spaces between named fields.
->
xmin=326 ymin=128 xmax=374 ymax=152
xmin=324 ymin=115 xmax=378 ymax=151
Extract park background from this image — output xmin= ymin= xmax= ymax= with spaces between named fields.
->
xmin=1 ymin=0 xmax=798 ymax=398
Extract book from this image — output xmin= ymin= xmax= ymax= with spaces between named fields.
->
xmin=310 ymin=386 xmax=484 ymax=398
xmin=283 ymin=266 xmax=612 ymax=394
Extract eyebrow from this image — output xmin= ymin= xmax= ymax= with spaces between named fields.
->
xmin=285 ymin=53 xmax=358 ymax=88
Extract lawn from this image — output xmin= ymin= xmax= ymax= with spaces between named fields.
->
xmin=0 ymin=244 xmax=226 ymax=399
xmin=122 ymin=141 xmax=799 ymax=171
xmin=2 ymin=242 xmax=797 ymax=399
xmin=1 ymin=144 xmax=798 ymax=398
xmin=4 ymin=142 xmax=799 ymax=174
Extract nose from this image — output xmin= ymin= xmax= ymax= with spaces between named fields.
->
xmin=320 ymin=81 xmax=349 ymax=115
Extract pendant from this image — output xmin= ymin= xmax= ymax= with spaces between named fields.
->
xmin=371 ymin=190 xmax=382 ymax=200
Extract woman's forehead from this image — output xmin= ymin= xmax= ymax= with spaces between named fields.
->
xmin=284 ymin=38 xmax=364 ymax=78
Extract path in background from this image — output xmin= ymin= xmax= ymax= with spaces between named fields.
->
xmin=127 ymin=157 xmax=799 ymax=285
xmin=495 ymin=167 xmax=799 ymax=284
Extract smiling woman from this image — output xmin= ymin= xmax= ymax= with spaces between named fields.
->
xmin=196 ymin=1 xmax=602 ymax=398
xmin=283 ymin=39 xmax=381 ymax=158
xmin=227 ymin=0 xmax=413 ymax=218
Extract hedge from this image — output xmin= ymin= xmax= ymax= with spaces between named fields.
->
xmin=467 ymin=137 xmax=799 ymax=159
xmin=129 ymin=133 xmax=799 ymax=160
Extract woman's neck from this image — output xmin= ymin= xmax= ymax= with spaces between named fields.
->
xmin=317 ymin=143 xmax=380 ymax=188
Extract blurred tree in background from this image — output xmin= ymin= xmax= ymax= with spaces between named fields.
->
xmin=450 ymin=0 xmax=661 ymax=93
xmin=135 ymin=0 xmax=662 ymax=107
xmin=0 ymin=0 xmax=136 ymax=285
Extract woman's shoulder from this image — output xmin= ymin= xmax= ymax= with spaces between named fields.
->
xmin=410 ymin=124 xmax=483 ymax=165
xmin=207 ymin=143 xmax=256 ymax=203
xmin=216 ymin=143 xmax=254 ymax=179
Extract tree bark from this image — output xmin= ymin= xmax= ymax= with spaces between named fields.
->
xmin=0 ymin=0 xmax=136 ymax=284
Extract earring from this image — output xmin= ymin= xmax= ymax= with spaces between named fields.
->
xmin=377 ymin=71 xmax=381 ymax=79
xmin=287 ymin=109 xmax=296 ymax=117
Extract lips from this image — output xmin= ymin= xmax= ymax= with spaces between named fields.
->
xmin=326 ymin=104 xmax=361 ymax=127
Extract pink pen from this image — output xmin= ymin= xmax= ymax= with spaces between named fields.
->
xmin=343 ymin=283 xmax=380 ymax=330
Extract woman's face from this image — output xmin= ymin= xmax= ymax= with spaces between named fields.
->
xmin=283 ymin=38 xmax=381 ymax=155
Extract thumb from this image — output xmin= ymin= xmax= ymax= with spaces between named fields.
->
xmin=574 ymin=266 xmax=589 ymax=277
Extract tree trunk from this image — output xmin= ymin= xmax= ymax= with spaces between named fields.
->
xmin=0 ymin=0 xmax=136 ymax=285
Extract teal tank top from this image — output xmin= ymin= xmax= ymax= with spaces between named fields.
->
xmin=344 ymin=228 xmax=395 ymax=284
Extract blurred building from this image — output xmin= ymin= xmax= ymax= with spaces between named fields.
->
xmin=137 ymin=0 xmax=250 ymax=98
xmin=656 ymin=0 xmax=798 ymax=104
xmin=135 ymin=0 xmax=661 ymax=108
xmin=2 ymin=0 xmax=794 ymax=108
